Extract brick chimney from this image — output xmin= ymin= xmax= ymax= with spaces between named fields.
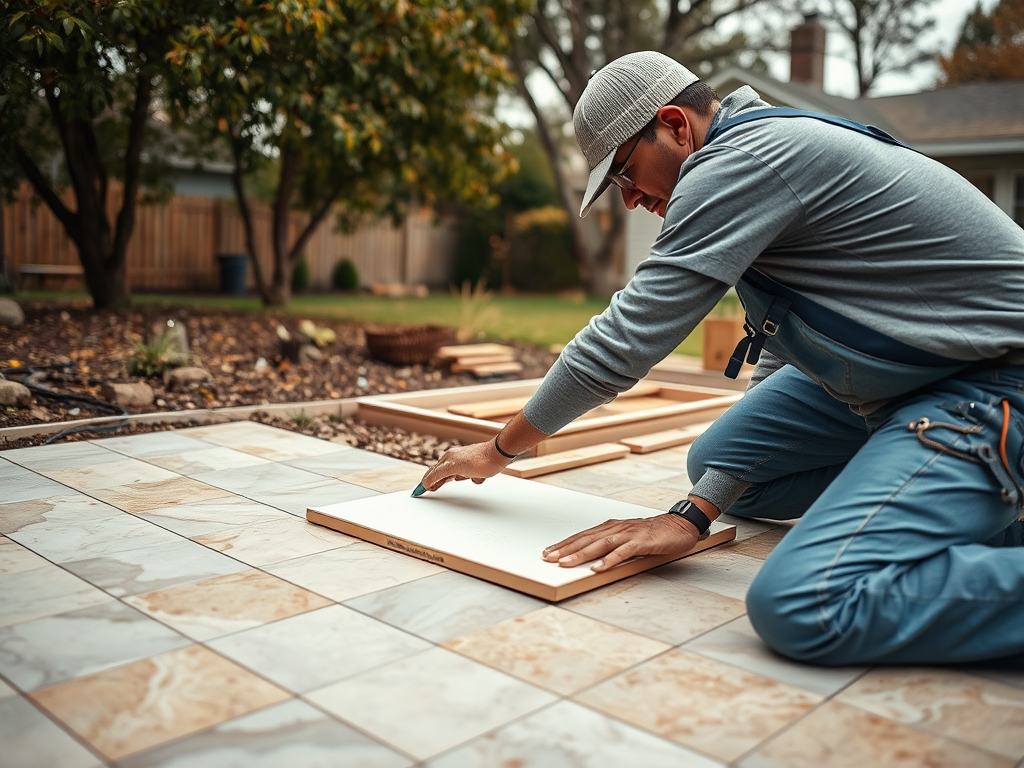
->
xmin=790 ymin=13 xmax=826 ymax=89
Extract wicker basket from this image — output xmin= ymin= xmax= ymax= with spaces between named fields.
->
xmin=363 ymin=324 xmax=456 ymax=365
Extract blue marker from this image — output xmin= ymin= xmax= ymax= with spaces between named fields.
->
xmin=411 ymin=483 xmax=426 ymax=498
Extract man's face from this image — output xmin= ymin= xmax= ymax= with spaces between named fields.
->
xmin=608 ymin=107 xmax=693 ymax=218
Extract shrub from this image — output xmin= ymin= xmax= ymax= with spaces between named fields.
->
xmin=510 ymin=206 xmax=580 ymax=292
xmin=332 ymin=257 xmax=359 ymax=290
xmin=291 ymin=256 xmax=311 ymax=294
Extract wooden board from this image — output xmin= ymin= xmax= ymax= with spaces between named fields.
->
xmin=307 ymin=474 xmax=735 ymax=601
xmin=464 ymin=362 xmax=524 ymax=377
xmin=502 ymin=443 xmax=630 ymax=479
xmin=437 ymin=343 xmax=515 ymax=359
xmin=447 ymin=381 xmax=663 ymax=419
xmin=448 ymin=354 xmax=517 ymax=370
xmin=619 ymin=421 xmax=717 ymax=454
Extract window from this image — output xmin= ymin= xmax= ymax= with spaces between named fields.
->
xmin=968 ymin=175 xmax=995 ymax=201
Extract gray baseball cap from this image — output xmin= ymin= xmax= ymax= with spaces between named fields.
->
xmin=573 ymin=51 xmax=699 ymax=217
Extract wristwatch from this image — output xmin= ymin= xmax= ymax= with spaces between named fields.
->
xmin=668 ymin=499 xmax=712 ymax=540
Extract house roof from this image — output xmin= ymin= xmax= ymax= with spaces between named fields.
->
xmin=707 ymin=68 xmax=1024 ymax=156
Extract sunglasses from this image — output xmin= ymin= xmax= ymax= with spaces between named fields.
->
xmin=607 ymin=136 xmax=641 ymax=190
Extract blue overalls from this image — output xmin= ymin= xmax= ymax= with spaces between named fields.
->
xmin=685 ymin=108 xmax=1024 ymax=666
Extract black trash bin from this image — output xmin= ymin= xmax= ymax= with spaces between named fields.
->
xmin=216 ymin=253 xmax=248 ymax=295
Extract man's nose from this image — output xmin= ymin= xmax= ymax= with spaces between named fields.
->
xmin=620 ymin=186 xmax=642 ymax=210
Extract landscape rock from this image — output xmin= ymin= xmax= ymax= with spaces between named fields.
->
xmin=100 ymin=381 xmax=155 ymax=407
xmin=0 ymin=380 xmax=32 ymax=407
xmin=164 ymin=366 xmax=212 ymax=392
xmin=0 ymin=298 xmax=25 ymax=327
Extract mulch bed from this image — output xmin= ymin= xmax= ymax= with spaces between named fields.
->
xmin=0 ymin=300 xmax=559 ymax=460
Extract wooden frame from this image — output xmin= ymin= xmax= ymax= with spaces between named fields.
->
xmin=356 ymin=378 xmax=742 ymax=456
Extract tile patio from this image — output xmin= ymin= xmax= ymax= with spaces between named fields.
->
xmin=1 ymin=421 xmax=1020 ymax=767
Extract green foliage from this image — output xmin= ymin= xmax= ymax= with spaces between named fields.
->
xmin=331 ymin=258 xmax=359 ymax=291
xmin=510 ymin=207 xmax=579 ymax=292
xmin=451 ymin=279 xmax=499 ymax=342
xmin=291 ymin=257 xmax=311 ymax=294
xmin=126 ymin=335 xmax=186 ymax=378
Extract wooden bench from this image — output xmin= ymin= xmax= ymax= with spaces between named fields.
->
xmin=17 ymin=264 xmax=85 ymax=290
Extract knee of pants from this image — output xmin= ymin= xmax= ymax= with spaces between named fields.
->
xmin=686 ymin=431 xmax=714 ymax=486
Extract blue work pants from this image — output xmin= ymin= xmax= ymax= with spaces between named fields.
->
xmin=687 ymin=365 xmax=1024 ymax=665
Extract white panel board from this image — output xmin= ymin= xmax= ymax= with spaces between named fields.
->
xmin=307 ymin=474 xmax=734 ymax=601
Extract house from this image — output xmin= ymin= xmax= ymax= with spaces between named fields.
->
xmin=623 ymin=15 xmax=1024 ymax=281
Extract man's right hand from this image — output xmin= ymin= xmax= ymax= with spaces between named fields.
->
xmin=418 ymin=440 xmax=511 ymax=493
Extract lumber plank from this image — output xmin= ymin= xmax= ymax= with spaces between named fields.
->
xmin=502 ymin=443 xmax=631 ymax=479
xmin=436 ymin=343 xmax=515 ymax=359
xmin=619 ymin=421 xmax=717 ymax=453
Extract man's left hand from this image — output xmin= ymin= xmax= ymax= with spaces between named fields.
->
xmin=542 ymin=514 xmax=700 ymax=573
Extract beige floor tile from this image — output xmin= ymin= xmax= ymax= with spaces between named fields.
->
xmin=265 ymin=541 xmax=443 ymax=601
xmin=443 ymin=605 xmax=670 ymax=695
xmin=0 ymin=696 xmax=104 ymax=768
xmin=89 ymin=477 xmax=232 ymax=513
xmin=182 ymin=422 xmax=346 ymax=462
xmin=192 ymin=516 xmax=356 ymax=566
xmin=0 ymin=494 xmax=122 ymax=536
xmin=0 ymin=566 xmax=113 ymax=628
xmin=0 ymin=537 xmax=50 ymax=575
xmin=727 ymin=526 xmax=791 ymax=560
xmin=607 ymin=484 xmax=691 ymax=511
xmin=30 ymin=645 xmax=291 ymax=761
xmin=0 ymin=459 xmax=76 ymax=504
xmin=653 ymin=549 xmax=764 ymax=601
xmin=40 ymin=459 xmax=180 ymax=491
xmin=562 ymin=572 xmax=746 ymax=644
xmin=307 ymin=647 xmax=555 ymax=760
xmin=136 ymin=495 xmax=291 ymax=538
xmin=532 ymin=462 xmax=677 ymax=498
xmin=738 ymin=700 xmax=1014 ymax=768
xmin=125 ymin=569 xmax=332 ymax=642
xmin=837 ymin=668 xmax=1024 ymax=760
xmin=341 ymin=464 xmax=428 ymax=494
xmin=143 ymin=446 xmax=272 ymax=476
xmin=2 ymin=440 xmax=124 ymax=472
xmin=577 ymin=648 xmax=821 ymax=763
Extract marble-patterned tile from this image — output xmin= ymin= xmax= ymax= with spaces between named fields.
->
xmin=285 ymin=449 xmax=409 ymax=478
xmin=118 ymin=698 xmax=410 ymax=768
xmin=208 ymin=605 xmax=430 ymax=693
xmin=7 ymin=508 xmax=182 ymax=565
xmin=726 ymin=525 xmax=791 ymax=559
xmin=443 ymin=606 xmax=670 ymax=695
xmin=2 ymin=440 xmax=124 ymax=472
xmin=30 ymin=645 xmax=291 ymax=762
xmin=93 ymin=432 xmax=213 ymax=458
xmin=192 ymin=462 xmax=336 ymax=497
xmin=0 ymin=601 xmax=190 ymax=691
xmin=246 ymin=477 xmax=378 ymax=517
xmin=607 ymin=484 xmax=692 ymax=512
xmin=837 ymin=667 xmax=1024 ymax=760
xmin=307 ymin=647 xmax=556 ymax=761
xmin=684 ymin=616 xmax=865 ymax=698
xmin=88 ymin=477 xmax=233 ymax=514
xmin=0 ymin=536 xmax=50 ymax=575
xmin=40 ymin=458 xmax=180 ymax=491
xmin=577 ymin=648 xmax=821 ymax=763
xmin=0 ymin=493 xmax=123 ymax=536
xmin=0 ymin=566 xmax=113 ymax=628
xmin=0 ymin=695 xmax=104 ymax=768
xmin=0 ymin=677 xmax=15 ymax=698
xmin=265 ymin=541 xmax=444 ymax=601
xmin=125 ymin=569 xmax=332 ymax=642
xmin=181 ymin=422 xmax=347 ymax=461
xmin=143 ymin=446 xmax=273 ymax=476
xmin=652 ymin=550 xmax=764 ymax=601
xmin=737 ymin=699 xmax=1014 ymax=768
xmin=428 ymin=699 xmax=720 ymax=768
xmin=625 ymin=444 xmax=693 ymax=470
xmin=192 ymin=516 xmax=357 ymax=566
xmin=562 ymin=573 xmax=746 ymax=645
xmin=340 ymin=463 xmax=429 ymax=494
xmin=344 ymin=570 xmax=543 ymax=643
xmin=0 ymin=459 xmax=74 ymax=504
xmin=136 ymin=494 xmax=291 ymax=538
xmin=62 ymin=537 xmax=249 ymax=597
xmin=968 ymin=667 xmax=1024 ymax=690
xmin=532 ymin=461 xmax=680 ymax=498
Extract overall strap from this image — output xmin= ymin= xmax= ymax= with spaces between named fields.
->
xmin=704 ymin=107 xmax=913 ymax=152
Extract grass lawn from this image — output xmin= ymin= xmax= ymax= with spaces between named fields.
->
xmin=14 ymin=290 xmax=728 ymax=357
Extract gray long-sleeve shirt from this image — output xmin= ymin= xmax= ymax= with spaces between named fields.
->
xmin=524 ymin=86 xmax=1024 ymax=442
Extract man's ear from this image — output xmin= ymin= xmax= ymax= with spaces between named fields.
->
xmin=656 ymin=105 xmax=691 ymax=147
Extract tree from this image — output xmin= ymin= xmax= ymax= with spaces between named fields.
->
xmin=826 ymin=0 xmax=939 ymax=96
xmin=513 ymin=0 xmax=776 ymax=296
xmin=938 ymin=0 xmax=1024 ymax=85
xmin=168 ymin=0 xmax=528 ymax=307
xmin=0 ymin=1 xmax=205 ymax=309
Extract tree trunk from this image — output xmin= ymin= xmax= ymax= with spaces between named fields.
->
xmin=0 ymin=198 xmax=13 ymax=293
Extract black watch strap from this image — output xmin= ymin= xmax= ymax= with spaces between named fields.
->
xmin=493 ymin=434 xmax=518 ymax=461
xmin=668 ymin=499 xmax=712 ymax=540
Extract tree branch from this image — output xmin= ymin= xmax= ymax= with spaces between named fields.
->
xmin=228 ymin=132 xmax=269 ymax=301
xmin=13 ymin=143 xmax=79 ymax=239
xmin=111 ymin=73 xmax=154 ymax=270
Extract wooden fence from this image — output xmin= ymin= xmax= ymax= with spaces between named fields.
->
xmin=3 ymin=184 xmax=463 ymax=292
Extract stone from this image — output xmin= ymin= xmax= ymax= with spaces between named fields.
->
xmin=164 ymin=366 xmax=212 ymax=392
xmin=100 ymin=381 xmax=155 ymax=407
xmin=0 ymin=380 xmax=31 ymax=407
xmin=0 ymin=298 xmax=25 ymax=327
xmin=151 ymin=319 xmax=190 ymax=365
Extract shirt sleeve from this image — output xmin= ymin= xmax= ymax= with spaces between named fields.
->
xmin=523 ymin=143 xmax=805 ymax=436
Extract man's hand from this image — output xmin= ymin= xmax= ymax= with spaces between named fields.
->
xmin=543 ymin=514 xmax=700 ymax=573
xmin=419 ymin=440 xmax=510 ymax=493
